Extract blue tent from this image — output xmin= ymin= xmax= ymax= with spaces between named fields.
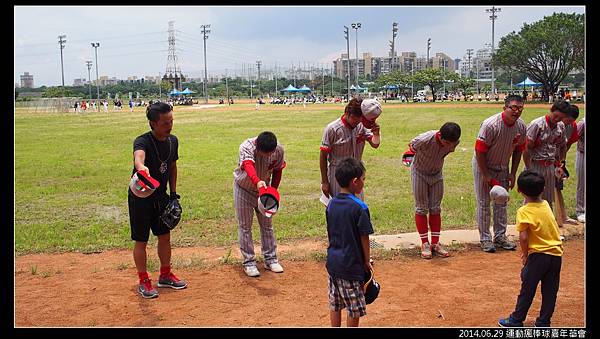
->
xmin=168 ymin=89 xmax=181 ymax=96
xmin=281 ymin=84 xmax=299 ymax=92
xmin=515 ymin=77 xmax=542 ymax=87
xmin=297 ymin=85 xmax=312 ymax=93
xmin=180 ymin=88 xmax=196 ymax=95
xmin=383 ymin=84 xmax=399 ymax=90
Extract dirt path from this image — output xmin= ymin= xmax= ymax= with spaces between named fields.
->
xmin=15 ymin=238 xmax=584 ymax=327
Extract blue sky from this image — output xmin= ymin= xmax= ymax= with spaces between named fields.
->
xmin=14 ymin=6 xmax=585 ymax=87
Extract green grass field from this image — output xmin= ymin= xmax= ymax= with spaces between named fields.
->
xmin=14 ymin=102 xmax=583 ymax=255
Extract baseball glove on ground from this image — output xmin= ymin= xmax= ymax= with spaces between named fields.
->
xmin=160 ymin=193 xmax=182 ymax=230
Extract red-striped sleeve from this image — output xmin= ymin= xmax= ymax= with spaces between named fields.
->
xmin=475 ymin=139 xmax=489 ymax=153
xmin=271 ymin=170 xmax=282 ymax=189
xmin=241 ymin=160 xmax=260 ymax=185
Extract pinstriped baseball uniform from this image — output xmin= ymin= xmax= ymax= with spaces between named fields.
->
xmin=576 ymin=118 xmax=585 ymax=216
xmin=472 ymin=112 xmax=527 ymax=242
xmin=410 ymin=130 xmax=459 ymax=216
xmin=526 ymin=116 xmax=566 ymax=207
xmin=233 ymin=137 xmax=286 ymax=267
xmin=320 ymin=116 xmax=373 ymax=199
xmin=559 ymin=120 xmax=579 ymax=166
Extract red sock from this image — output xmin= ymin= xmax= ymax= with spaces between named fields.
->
xmin=429 ymin=214 xmax=441 ymax=244
xmin=415 ymin=214 xmax=429 ymax=244
xmin=138 ymin=271 xmax=149 ymax=283
xmin=160 ymin=265 xmax=171 ymax=278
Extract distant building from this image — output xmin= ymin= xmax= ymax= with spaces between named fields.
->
xmin=145 ymin=75 xmax=162 ymax=84
xmin=20 ymin=72 xmax=34 ymax=88
xmin=96 ymin=76 xmax=118 ymax=86
xmin=73 ymin=78 xmax=87 ymax=86
xmin=333 ymin=50 xmax=458 ymax=81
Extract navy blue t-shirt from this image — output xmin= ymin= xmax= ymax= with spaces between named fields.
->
xmin=326 ymin=193 xmax=374 ymax=281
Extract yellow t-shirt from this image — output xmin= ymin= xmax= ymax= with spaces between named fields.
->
xmin=515 ymin=201 xmax=563 ymax=256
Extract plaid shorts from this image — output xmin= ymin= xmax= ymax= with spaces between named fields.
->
xmin=328 ymin=275 xmax=367 ymax=318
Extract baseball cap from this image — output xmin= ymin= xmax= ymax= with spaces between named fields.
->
xmin=489 ymin=185 xmax=509 ymax=204
xmin=257 ymin=186 xmax=280 ymax=218
xmin=129 ymin=170 xmax=160 ymax=198
xmin=402 ymin=149 xmax=415 ymax=167
xmin=360 ymin=98 xmax=382 ymax=128
xmin=364 ymin=268 xmax=380 ymax=305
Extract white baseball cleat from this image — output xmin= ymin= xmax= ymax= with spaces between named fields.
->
xmin=577 ymin=214 xmax=586 ymax=223
xmin=264 ymin=262 xmax=284 ymax=273
xmin=244 ymin=265 xmax=260 ymax=277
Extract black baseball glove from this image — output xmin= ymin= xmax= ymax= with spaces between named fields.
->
xmin=160 ymin=193 xmax=182 ymax=230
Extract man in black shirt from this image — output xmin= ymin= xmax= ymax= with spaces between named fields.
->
xmin=128 ymin=102 xmax=187 ymax=299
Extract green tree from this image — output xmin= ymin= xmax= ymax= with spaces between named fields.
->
xmin=410 ymin=68 xmax=459 ymax=102
xmin=452 ymin=76 xmax=476 ymax=97
xmin=494 ymin=12 xmax=584 ymax=101
xmin=42 ymin=86 xmax=74 ymax=98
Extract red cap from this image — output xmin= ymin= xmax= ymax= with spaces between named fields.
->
xmin=129 ymin=170 xmax=160 ymax=198
xmin=257 ymin=186 xmax=280 ymax=218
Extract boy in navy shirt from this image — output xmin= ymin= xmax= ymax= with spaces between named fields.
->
xmin=326 ymin=157 xmax=374 ymax=327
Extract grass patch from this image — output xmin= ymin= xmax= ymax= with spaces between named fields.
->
xmin=15 ymin=103 xmax=584 ymax=254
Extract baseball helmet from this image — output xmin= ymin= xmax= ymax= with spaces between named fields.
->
xmin=129 ymin=170 xmax=160 ymax=198
xmin=360 ymin=98 xmax=382 ymax=129
xmin=489 ymin=185 xmax=509 ymax=204
xmin=402 ymin=149 xmax=415 ymax=167
xmin=364 ymin=268 xmax=380 ymax=305
xmin=257 ymin=186 xmax=280 ymax=218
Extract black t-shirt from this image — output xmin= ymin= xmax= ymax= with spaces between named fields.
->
xmin=325 ymin=193 xmax=374 ymax=281
xmin=129 ymin=131 xmax=179 ymax=199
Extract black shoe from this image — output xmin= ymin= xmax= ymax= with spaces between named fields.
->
xmin=498 ymin=317 xmax=523 ymax=327
xmin=494 ymin=235 xmax=517 ymax=250
xmin=157 ymin=272 xmax=188 ymax=289
xmin=138 ymin=278 xmax=159 ymax=299
xmin=481 ymin=241 xmax=496 ymax=253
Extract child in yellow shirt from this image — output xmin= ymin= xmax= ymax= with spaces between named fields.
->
xmin=499 ymin=170 xmax=563 ymax=328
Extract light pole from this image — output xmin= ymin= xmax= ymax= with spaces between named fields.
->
xmin=442 ymin=59 xmax=446 ymax=96
xmin=201 ymin=24 xmax=211 ymax=104
xmin=322 ymin=65 xmax=325 ymax=98
xmin=486 ymin=6 xmax=501 ymax=96
xmin=256 ymin=60 xmax=261 ymax=97
xmin=331 ymin=69 xmax=334 ymax=97
xmin=274 ymin=66 xmax=278 ymax=95
xmin=344 ymin=26 xmax=351 ymax=100
xmin=225 ymin=69 xmax=230 ymax=106
xmin=91 ymin=43 xmax=100 ymax=109
xmin=58 ymin=35 xmax=66 ymax=87
xmin=351 ymin=23 xmax=361 ymax=94
xmin=390 ymin=22 xmax=398 ymax=72
xmin=411 ymin=58 xmax=414 ymax=99
xmin=476 ymin=57 xmax=480 ymax=94
xmin=427 ymin=38 xmax=431 ymax=69
xmin=86 ymin=60 xmax=92 ymax=100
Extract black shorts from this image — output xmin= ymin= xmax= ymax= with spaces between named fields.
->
xmin=128 ymin=192 xmax=170 ymax=242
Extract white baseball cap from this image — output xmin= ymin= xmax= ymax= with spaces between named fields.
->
xmin=361 ymin=98 xmax=382 ymax=122
xmin=489 ymin=185 xmax=509 ymax=204
xmin=129 ymin=170 xmax=160 ymax=198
